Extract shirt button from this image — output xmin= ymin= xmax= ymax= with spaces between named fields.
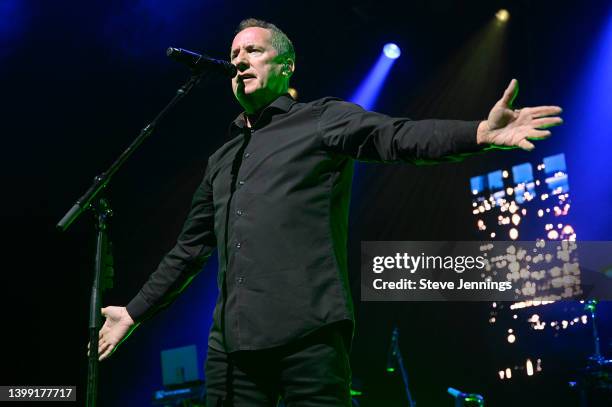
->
xmin=236 ymin=209 xmax=243 ymax=216
xmin=237 ymin=277 xmax=244 ymax=284
xmin=235 ymin=242 xmax=241 ymax=249
xmin=244 ymin=152 xmax=251 ymax=159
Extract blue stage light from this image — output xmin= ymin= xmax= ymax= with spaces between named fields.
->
xmin=383 ymin=43 xmax=401 ymax=59
xmin=349 ymin=42 xmax=403 ymax=190
xmin=0 ymin=0 xmax=26 ymax=43
xmin=350 ymin=45 xmax=402 ymax=110
xmin=560 ymin=11 xmax=612 ymax=239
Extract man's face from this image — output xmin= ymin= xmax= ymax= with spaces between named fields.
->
xmin=230 ymin=27 xmax=287 ymax=112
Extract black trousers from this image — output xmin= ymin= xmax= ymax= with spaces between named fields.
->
xmin=205 ymin=323 xmax=352 ymax=406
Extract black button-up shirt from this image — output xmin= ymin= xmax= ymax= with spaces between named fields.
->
xmin=126 ymin=94 xmax=481 ymax=352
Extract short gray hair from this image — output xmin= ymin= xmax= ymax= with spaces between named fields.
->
xmin=236 ymin=18 xmax=295 ymax=62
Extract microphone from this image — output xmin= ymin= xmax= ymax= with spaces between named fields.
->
xmin=166 ymin=47 xmax=237 ymax=78
xmin=386 ymin=326 xmax=399 ymax=372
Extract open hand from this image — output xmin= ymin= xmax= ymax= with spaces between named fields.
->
xmin=90 ymin=306 xmax=136 ymax=361
xmin=477 ymin=79 xmax=563 ymax=151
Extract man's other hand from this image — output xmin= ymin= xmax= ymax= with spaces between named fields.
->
xmin=95 ymin=306 xmax=136 ymax=361
xmin=477 ymin=78 xmax=563 ymax=151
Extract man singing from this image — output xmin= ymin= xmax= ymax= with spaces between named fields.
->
xmin=96 ymin=18 xmax=562 ymax=406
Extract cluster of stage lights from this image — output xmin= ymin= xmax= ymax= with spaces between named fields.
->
xmin=489 ymin=305 xmax=590 ymax=333
xmin=473 ymin=198 xmax=574 ymax=241
xmin=498 ymin=358 xmax=541 ymax=380
xmin=469 ymin=154 xmax=585 ymax=382
xmin=472 ymin=195 xmax=579 ymax=301
xmin=470 ymin=155 xmax=574 ymax=242
xmin=490 ymin=305 xmax=589 ymax=381
xmin=477 ymin=241 xmax=582 ymax=300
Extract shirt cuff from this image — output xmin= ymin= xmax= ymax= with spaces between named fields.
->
xmin=126 ymin=293 xmax=151 ymax=322
xmin=451 ymin=120 xmax=485 ymax=153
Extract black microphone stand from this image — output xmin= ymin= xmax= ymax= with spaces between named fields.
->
xmin=585 ymin=299 xmax=603 ymax=362
xmin=386 ymin=326 xmax=416 ymax=407
xmin=57 ymin=71 xmax=206 ymax=407
xmin=574 ymin=299 xmax=612 ymax=406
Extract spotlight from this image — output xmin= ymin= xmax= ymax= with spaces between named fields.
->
xmin=383 ymin=43 xmax=401 ymax=59
xmin=496 ymin=9 xmax=510 ymax=22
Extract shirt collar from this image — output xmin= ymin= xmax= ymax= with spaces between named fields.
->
xmin=231 ymin=93 xmax=296 ymax=130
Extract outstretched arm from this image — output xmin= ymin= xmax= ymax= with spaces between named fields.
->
xmin=477 ymin=79 xmax=563 ymax=151
xmin=93 ymin=161 xmax=217 ymax=361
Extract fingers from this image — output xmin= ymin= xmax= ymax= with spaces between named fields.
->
xmin=526 ymin=129 xmax=552 ymax=140
xmin=500 ymin=78 xmax=519 ymax=108
xmin=98 ymin=322 xmax=110 ymax=340
xmin=518 ymin=139 xmax=535 ymax=151
xmin=99 ymin=340 xmax=112 ymax=358
xmin=532 ymin=116 xmax=563 ymax=129
xmin=99 ymin=344 xmax=115 ymax=361
xmin=87 ymin=340 xmax=106 ymax=359
xmin=88 ymin=335 xmax=115 ymax=361
xmin=522 ymin=105 xmax=563 ymax=118
xmin=516 ymin=129 xmax=551 ymax=151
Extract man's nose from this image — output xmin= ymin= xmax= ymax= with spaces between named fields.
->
xmin=234 ymin=51 xmax=249 ymax=72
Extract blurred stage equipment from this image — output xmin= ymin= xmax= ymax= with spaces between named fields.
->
xmin=470 ymin=155 xmax=611 ymax=405
xmin=152 ymin=345 xmax=205 ymax=406
xmin=569 ymin=300 xmax=612 ymax=406
xmin=57 ymin=47 xmax=230 ymax=407
xmin=385 ymin=326 xmax=416 ymax=407
xmin=448 ymin=387 xmax=485 ymax=407
xmin=470 ymin=153 xmax=579 ymax=380
xmin=161 ymin=345 xmax=200 ymax=387
xmin=152 ymin=383 xmax=206 ymax=407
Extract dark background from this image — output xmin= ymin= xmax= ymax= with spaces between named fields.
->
xmin=2 ymin=0 xmax=611 ymax=405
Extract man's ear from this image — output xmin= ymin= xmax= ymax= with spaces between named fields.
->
xmin=283 ymin=58 xmax=295 ymax=77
